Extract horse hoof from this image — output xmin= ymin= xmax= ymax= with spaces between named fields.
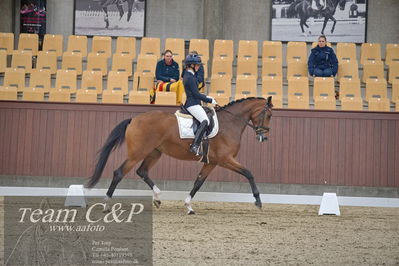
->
xmin=255 ymin=201 xmax=262 ymax=209
xmin=153 ymin=200 xmax=161 ymax=208
xmin=187 ymin=210 xmax=196 ymax=215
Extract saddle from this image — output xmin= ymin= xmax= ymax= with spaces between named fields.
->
xmin=179 ymin=105 xmax=216 ymax=136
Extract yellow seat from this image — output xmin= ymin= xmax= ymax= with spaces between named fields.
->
xmin=208 ymin=92 xmax=230 ymax=106
xmin=29 ymin=69 xmax=51 ymax=92
xmin=154 ymin=91 xmax=176 ymax=105
xmin=385 ymin=43 xmax=399 ymax=67
xmin=362 ymin=60 xmax=384 ymax=83
xmin=339 ymin=78 xmax=363 ymax=111
xmin=0 ymin=86 xmax=17 ymax=100
xmin=287 ymin=42 xmax=307 ymax=62
xmin=368 ymin=97 xmax=390 ymax=112
xmin=76 ymin=89 xmax=98 ymax=103
xmin=262 ymin=41 xmax=282 ymax=61
xmin=36 ymin=51 xmax=57 ymax=74
xmin=365 ymin=78 xmax=387 ymax=101
xmin=55 ymin=69 xmax=77 ymax=93
xmin=262 ymin=76 xmax=283 ymax=108
xmin=81 ymin=70 xmax=103 ymax=94
xmin=287 ymin=76 xmax=309 ymax=109
xmin=135 ymin=54 xmax=157 ymax=74
xmin=211 ymin=57 xmax=232 ymax=78
xmin=112 ymin=53 xmax=133 ymax=77
xmin=140 ymin=37 xmax=161 ymax=59
xmin=4 ymin=68 xmax=25 ymax=92
xmin=311 ymin=41 xmax=332 ymax=48
xmin=49 ymin=89 xmax=71 ymax=102
xmin=0 ymin=32 xmax=14 ymax=55
xmin=102 ymin=89 xmax=124 ymax=104
xmin=107 ymin=71 xmax=129 ymax=95
xmin=313 ymin=77 xmax=336 ymax=110
xmin=209 ymin=74 xmax=232 ymax=96
xmin=115 ymin=36 xmax=136 ymax=59
xmin=43 ymin=34 xmax=63 ymax=57
xmin=62 ymin=51 xmax=83 ymax=75
xmin=235 ymin=74 xmax=257 ymax=97
xmin=237 ymin=57 xmax=258 ymax=78
xmin=360 ymin=43 xmax=381 ymax=65
xmin=238 ymin=40 xmax=258 ymax=60
xmin=388 ymin=61 xmax=399 ymax=84
xmin=11 ymin=50 xmax=32 ymax=73
xmin=336 ymin=42 xmax=357 ymax=62
xmin=287 ymin=59 xmax=308 ymax=78
xmin=87 ymin=52 xmax=108 ymax=76
xmin=189 ymin=39 xmax=209 ymax=62
xmin=92 ymin=36 xmax=112 ymax=58
xmin=337 ymin=60 xmax=359 ymax=80
xmin=0 ymin=50 xmax=6 ymax=73
xmin=132 ymin=71 xmax=155 ymax=91
xmin=395 ymin=96 xmax=399 ymax=112
xmin=392 ymin=79 xmax=399 ymax=103
xmin=165 ymin=38 xmax=185 ymax=62
xmin=18 ymin=33 xmax=38 ymax=56
xmin=213 ymin=39 xmax=234 ymax=61
xmin=67 ymin=35 xmax=88 ymax=57
xmin=22 ymin=87 xmax=45 ymax=101
xmin=129 ymin=89 xmax=150 ymax=104
xmin=262 ymin=58 xmax=282 ymax=78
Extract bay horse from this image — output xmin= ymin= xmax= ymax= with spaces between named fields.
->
xmin=86 ymin=97 xmax=273 ymax=214
xmin=287 ymin=0 xmax=346 ymax=36
xmin=95 ymin=0 xmax=139 ymax=28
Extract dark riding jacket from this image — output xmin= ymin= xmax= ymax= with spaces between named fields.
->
xmin=308 ymin=45 xmax=338 ymax=76
xmin=181 ymin=65 xmax=205 ymax=89
xmin=155 ymin=59 xmax=180 ymax=82
xmin=183 ymin=70 xmax=211 ymax=108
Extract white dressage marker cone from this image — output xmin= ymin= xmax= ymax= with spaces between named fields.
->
xmin=64 ymin=184 xmax=86 ymax=208
xmin=318 ymin=192 xmax=340 ymax=216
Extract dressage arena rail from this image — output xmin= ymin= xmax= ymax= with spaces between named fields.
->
xmin=0 ymin=100 xmax=398 ymax=190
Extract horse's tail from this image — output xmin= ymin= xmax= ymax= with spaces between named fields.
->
xmin=86 ymin=118 xmax=132 ymax=188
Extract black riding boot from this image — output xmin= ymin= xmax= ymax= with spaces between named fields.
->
xmin=190 ymin=121 xmax=208 ymax=156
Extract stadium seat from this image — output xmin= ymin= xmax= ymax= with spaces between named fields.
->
xmin=165 ymin=38 xmax=185 ymax=63
xmin=313 ymin=77 xmax=336 ymax=110
xmin=236 ymin=57 xmax=258 ymax=78
xmin=287 ymin=42 xmax=307 ymax=62
xmin=11 ymin=50 xmax=32 ymax=73
xmin=189 ymin=39 xmax=209 ymax=62
xmin=18 ymin=33 xmax=39 ymax=56
xmin=102 ymin=89 xmax=124 ymax=104
xmin=261 ymin=76 xmax=283 ymax=108
xmin=235 ymin=74 xmax=257 ymax=97
xmin=392 ymin=79 xmax=399 ymax=102
xmin=76 ymin=88 xmax=98 ymax=103
xmin=368 ymin=96 xmax=390 ymax=112
xmin=339 ymin=78 xmax=363 ymax=111
xmin=29 ymin=69 xmax=51 ymax=92
xmin=209 ymin=74 xmax=232 ymax=96
xmin=55 ymin=69 xmax=77 ymax=93
xmin=262 ymin=58 xmax=282 ymax=78
xmin=140 ymin=37 xmax=161 ymax=59
xmin=336 ymin=42 xmax=357 ymax=62
xmin=62 ymin=51 xmax=83 ymax=75
xmin=208 ymin=92 xmax=230 ymax=106
xmin=362 ymin=60 xmax=384 ymax=82
xmin=385 ymin=43 xmax=399 ymax=66
xmin=115 ymin=36 xmax=136 ymax=59
xmin=4 ymin=68 xmax=25 ymax=92
xmin=112 ymin=53 xmax=133 ymax=77
xmin=87 ymin=52 xmax=108 ymax=76
xmin=154 ymin=91 xmax=176 ymax=105
xmin=22 ymin=87 xmax=44 ymax=101
xmin=0 ymin=50 xmax=6 ymax=73
xmin=81 ymin=70 xmax=103 ymax=94
xmin=135 ymin=54 xmax=157 ymax=74
xmin=238 ymin=40 xmax=258 ymax=60
xmin=213 ymin=39 xmax=234 ymax=61
xmin=287 ymin=59 xmax=308 ymax=78
xmin=337 ymin=60 xmax=359 ymax=80
xmin=211 ymin=57 xmax=233 ymax=78
xmin=132 ymin=71 xmax=155 ymax=91
xmin=107 ymin=71 xmax=129 ymax=95
xmin=360 ymin=43 xmax=381 ymax=65
xmin=36 ymin=51 xmax=57 ymax=74
xmin=91 ymin=36 xmax=112 ymax=58
xmin=287 ymin=76 xmax=309 ymax=109
xmin=262 ymin=41 xmax=282 ymax=60
xmin=129 ymin=89 xmax=150 ymax=104
xmin=0 ymin=32 xmax=14 ymax=55
xmin=43 ymin=34 xmax=63 ymax=57
xmin=365 ymin=78 xmax=387 ymax=101
xmin=0 ymin=86 xmax=17 ymax=100
xmin=67 ymin=35 xmax=88 ymax=57
xmin=388 ymin=61 xmax=399 ymax=84
xmin=49 ymin=89 xmax=71 ymax=102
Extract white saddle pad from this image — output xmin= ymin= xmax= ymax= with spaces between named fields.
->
xmin=174 ymin=109 xmax=219 ymax=139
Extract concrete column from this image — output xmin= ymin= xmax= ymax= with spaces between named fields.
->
xmin=0 ymin=0 xmax=14 ymax=33
xmin=203 ymin=0 xmax=224 ymax=58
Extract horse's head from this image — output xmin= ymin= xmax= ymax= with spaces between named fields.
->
xmin=338 ymin=0 xmax=346 ymax=11
xmin=251 ymin=96 xmax=273 ymax=142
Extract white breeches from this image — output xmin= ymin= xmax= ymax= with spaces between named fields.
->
xmin=187 ymin=105 xmax=209 ymax=125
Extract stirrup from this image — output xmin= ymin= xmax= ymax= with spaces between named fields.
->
xmin=190 ymin=144 xmax=202 ymax=156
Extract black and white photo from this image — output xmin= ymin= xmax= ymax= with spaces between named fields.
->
xmin=74 ymin=0 xmax=145 ymax=37
xmin=271 ymin=0 xmax=368 ymax=43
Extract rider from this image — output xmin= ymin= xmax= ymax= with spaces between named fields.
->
xmin=183 ymin=54 xmax=217 ymax=156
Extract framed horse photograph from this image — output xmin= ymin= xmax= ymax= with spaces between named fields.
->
xmin=271 ymin=0 xmax=368 ymax=43
xmin=73 ymin=0 xmax=146 ymax=37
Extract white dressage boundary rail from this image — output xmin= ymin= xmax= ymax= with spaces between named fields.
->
xmin=0 ymin=187 xmax=398 ymax=208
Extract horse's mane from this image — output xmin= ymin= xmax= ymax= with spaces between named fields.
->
xmin=215 ymin=97 xmax=265 ymax=112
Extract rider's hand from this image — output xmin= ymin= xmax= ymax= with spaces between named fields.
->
xmin=211 ymin=98 xmax=218 ymax=105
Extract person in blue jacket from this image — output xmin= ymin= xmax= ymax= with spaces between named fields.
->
xmin=308 ymin=35 xmax=338 ymax=77
xmin=156 ymin=49 xmax=180 ymax=82
xmin=181 ymin=50 xmax=205 ymax=91
xmin=183 ymin=54 xmax=217 ymax=156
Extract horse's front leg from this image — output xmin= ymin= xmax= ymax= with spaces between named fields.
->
xmin=102 ymin=7 xmax=109 ymax=28
xmin=127 ymin=0 xmax=134 ymax=22
xmin=330 ymin=16 xmax=337 ymax=33
xmin=116 ymin=3 xmax=124 ymax=20
xmin=185 ymin=163 xmax=216 ymax=214
xmin=321 ymin=16 xmax=329 ymax=35
xmin=220 ymin=157 xmax=262 ymax=208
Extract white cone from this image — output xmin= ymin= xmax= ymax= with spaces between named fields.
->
xmin=64 ymin=184 xmax=86 ymax=208
xmin=318 ymin=192 xmax=340 ymax=216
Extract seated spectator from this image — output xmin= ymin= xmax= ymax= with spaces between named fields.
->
xmin=308 ymin=35 xmax=338 ymax=77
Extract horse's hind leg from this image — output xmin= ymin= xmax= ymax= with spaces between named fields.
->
xmin=136 ymin=149 xmax=162 ymax=208
xmin=184 ymin=163 xmax=216 ymax=215
xmin=102 ymin=7 xmax=109 ymax=28
xmin=116 ymin=3 xmax=124 ymax=20
xmin=127 ymin=0 xmax=133 ymax=22
xmin=330 ymin=17 xmax=337 ymax=33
